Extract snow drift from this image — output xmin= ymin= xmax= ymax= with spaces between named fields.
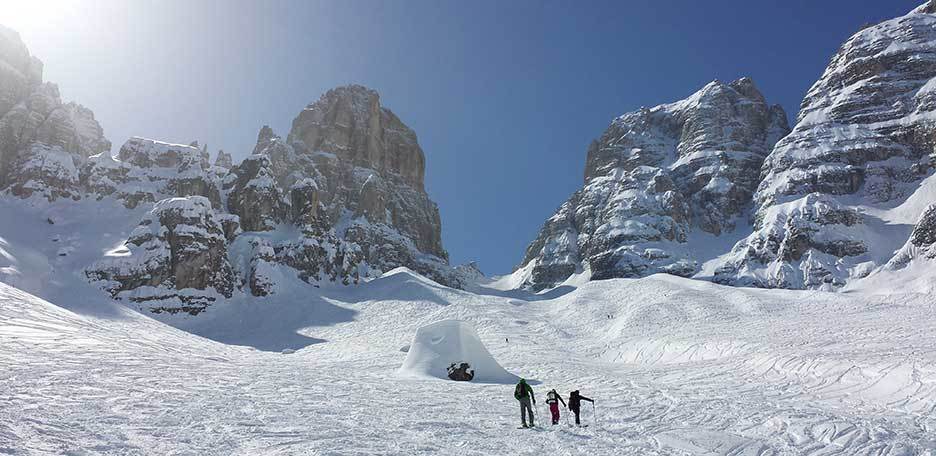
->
xmin=398 ymin=320 xmax=518 ymax=384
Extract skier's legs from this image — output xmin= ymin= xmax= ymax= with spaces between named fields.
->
xmin=519 ymin=398 xmax=528 ymax=427
xmin=549 ymin=403 xmax=559 ymax=424
xmin=573 ymin=408 xmax=581 ymax=425
xmin=519 ymin=397 xmax=533 ymax=427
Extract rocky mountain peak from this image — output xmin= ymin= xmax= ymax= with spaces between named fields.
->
xmin=519 ymin=77 xmax=789 ymax=290
xmin=214 ymin=149 xmax=233 ymax=169
xmin=728 ymin=77 xmax=767 ymax=104
xmin=0 ymin=25 xmax=109 ymax=194
xmin=71 ymin=82 xmax=462 ymax=309
xmin=713 ymin=4 xmax=936 ymax=289
xmin=287 ymin=84 xmax=426 ymax=190
xmin=913 ymin=0 xmax=936 ymax=14
xmin=253 ymin=125 xmax=277 ymax=155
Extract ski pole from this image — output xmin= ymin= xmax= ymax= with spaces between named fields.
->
xmin=592 ymin=402 xmax=597 ymax=428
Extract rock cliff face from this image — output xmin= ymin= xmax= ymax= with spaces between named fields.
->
xmin=711 ymin=2 xmax=936 ymax=289
xmin=0 ymin=26 xmax=110 ymax=197
xmin=82 ymin=137 xmax=224 ymax=209
xmin=83 ymin=86 xmax=461 ymax=307
xmin=87 ymin=197 xmax=237 ymax=315
xmin=517 ymin=78 xmax=789 ymax=290
xmin=0 ymin=26 xmax=461 ymax=313
xmin=231 ymin=86 xmax=455 ymax=289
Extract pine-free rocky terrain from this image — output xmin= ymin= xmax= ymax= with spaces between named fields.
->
xmin=3 ymin=2 xmax=936 ymax=455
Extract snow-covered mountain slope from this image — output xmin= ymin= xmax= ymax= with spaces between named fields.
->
xmin=847 ymin=177 xmax=936 ymax=294
xmin=516 ymin=78 xmax=789 ymax=290
xmin=0 ymin=24 xmax=468 ymax=317
xmin=3 ymin=269 xmax=935 ymax=454
xmin=711 ymin=2 xmax=936 ymax=289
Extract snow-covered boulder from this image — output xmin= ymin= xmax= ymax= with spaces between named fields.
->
xmin=86 ymin=196 xmax=237 ymax=315
xmin=517 ymin=78 xmax=789 ymax=290
xmin=399 ymin=320 xmax=518 ymax=384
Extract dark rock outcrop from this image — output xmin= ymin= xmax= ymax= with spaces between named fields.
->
xmin=224 ymin=154 xmax=288 ymax=231
xmin=447 ymin=362 xmax=475 ymax=381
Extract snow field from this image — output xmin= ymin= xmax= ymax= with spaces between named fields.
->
xmin=3 ymin=266 xmax=936 ymax=454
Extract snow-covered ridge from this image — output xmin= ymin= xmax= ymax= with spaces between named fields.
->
xmin=0 ymin=26 xmax=466 ymax=316
xmin=712 ymin=3 xmax=936 ymax=289
xmin=517 ymin=3 xmax=936 ymax=292
xmin=517 ymin=77 xmax=789 ymax=290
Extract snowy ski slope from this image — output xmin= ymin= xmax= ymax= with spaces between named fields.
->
xmin=2 ymin=266 xmax=936 ymax=455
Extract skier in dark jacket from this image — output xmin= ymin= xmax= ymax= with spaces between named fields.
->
xmin=545 ymin=389 xmax=567 ymax=425
xmin=514 ymin=378 xmax=536 ymax=427
xmin=568 ymin=390 xmax=593 ymax=426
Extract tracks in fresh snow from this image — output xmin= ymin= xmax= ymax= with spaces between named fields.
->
xmin=2 ymin=274 xmax=936 ymax=454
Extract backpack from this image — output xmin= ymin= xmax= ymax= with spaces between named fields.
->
xmin=514 ymin=383 xmax=526 ymax=400
xmin=546 ymin=391 xmax=557 ymax=404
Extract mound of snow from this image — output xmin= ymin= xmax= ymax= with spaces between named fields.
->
xmin=398 ymin=320 xmax=518 ymax=384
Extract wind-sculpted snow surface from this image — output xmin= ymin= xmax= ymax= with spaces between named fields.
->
xmin=518 ymin=78 xmax=789 ymax=290
xmin=713 ymin=2 xmax=936 ymax=289
xmin=3 ymin=270 xmax=936 ymax=454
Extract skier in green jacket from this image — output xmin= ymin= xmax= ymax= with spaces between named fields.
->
xmin=514 ymin=378 xmax=536 ymax=427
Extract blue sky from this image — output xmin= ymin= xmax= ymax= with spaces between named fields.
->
xmin=6 ymin=0 xmax=923 ymax=274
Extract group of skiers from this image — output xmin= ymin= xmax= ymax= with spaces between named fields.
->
xmin=513 ymin=378 xmax=594 ymax=428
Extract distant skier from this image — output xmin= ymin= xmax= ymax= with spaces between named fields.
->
xmin=545 ymin=389 xmax=566 ymax=425
xmin=568 ymin=390 xmax=593 ymax=426
xmin=514 ymin=378 xmax=536 ymax=428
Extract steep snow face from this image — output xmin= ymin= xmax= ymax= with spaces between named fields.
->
xmin=713 ymin=4 xmax=936 ymax=289
xmin=518 ymin=78 xmax=789 ymax=290
xmin=852 ymin=202 xmax=936 ymax=294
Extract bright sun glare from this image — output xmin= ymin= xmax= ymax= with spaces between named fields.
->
xmin=0 ymin=0 xmax=82 ymax=34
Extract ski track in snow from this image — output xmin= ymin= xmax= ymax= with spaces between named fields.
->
xmin=2 ymin=269 xmax=936 ymax=455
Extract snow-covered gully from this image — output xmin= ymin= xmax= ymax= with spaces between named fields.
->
xmin=3 ymin=270 xmax=935 ymax=455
